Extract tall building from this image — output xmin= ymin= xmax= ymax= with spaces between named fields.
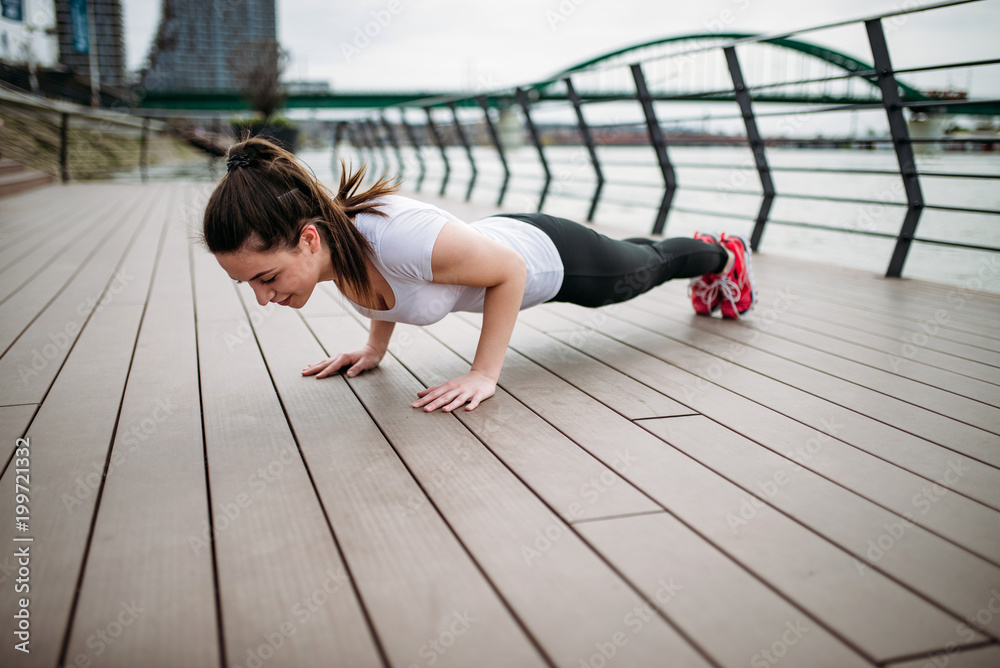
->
xmin=54 ymin=0 xmax=127 ymax=88
xmin=142 ymin=0 xmax=276 ymax=92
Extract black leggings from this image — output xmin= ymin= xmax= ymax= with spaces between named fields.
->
xmin=500 ymin=213 xmax=728 ymax=308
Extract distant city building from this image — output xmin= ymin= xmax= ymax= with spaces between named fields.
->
xmin=54 ymin=0 xmax=127 ymax=87
xmin=0 ymin=0 xmax=59 ymax=67
xmin=142 ymin=0 xmax=276 ymax=92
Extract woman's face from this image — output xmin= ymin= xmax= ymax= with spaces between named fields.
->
xmin=214 ymin=225 xmax=329 ymax=309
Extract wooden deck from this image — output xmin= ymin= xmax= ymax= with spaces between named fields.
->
xmin=2 ymin=180 xmax=999 ymax=668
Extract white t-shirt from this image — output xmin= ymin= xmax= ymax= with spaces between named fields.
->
xmin=345 ymin=195 xmax=564 ymax=325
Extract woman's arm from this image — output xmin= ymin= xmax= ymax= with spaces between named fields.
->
xmin=412 ymin=221 xmax=526 ymax=413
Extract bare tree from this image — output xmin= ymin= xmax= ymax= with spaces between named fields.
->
xmin=228 ymin=40 xmax=289 ymax=123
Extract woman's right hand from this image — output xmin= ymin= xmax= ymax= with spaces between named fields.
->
xmin=302 ymin=344 xmax=384 ymax=379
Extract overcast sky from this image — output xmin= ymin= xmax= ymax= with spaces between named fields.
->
xmin=120 ymin=0 xmax=999 ymax=97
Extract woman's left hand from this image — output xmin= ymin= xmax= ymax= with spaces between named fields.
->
xmin=413 ymin=370 xmax=497 ymax=413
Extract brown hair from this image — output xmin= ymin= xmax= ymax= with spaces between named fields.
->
xmin=201 ymin=135 xmax=398 ymax=310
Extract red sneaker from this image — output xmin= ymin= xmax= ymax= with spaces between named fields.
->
xmin=688 ymin=231 xmax=721 ymax=315
xmin=718 ymin=233 xmax=756 ymax=319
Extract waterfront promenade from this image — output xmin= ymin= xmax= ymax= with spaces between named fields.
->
xmin=1 ymin=180 xmax=999 ymax=667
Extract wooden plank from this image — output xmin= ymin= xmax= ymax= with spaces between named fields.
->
xmin=888 ymin=645 xmax=1000 ymax=667
xmin=751 ymin=264 xmax=1000 ymax=351
xmin=577 ymin=513 xmax=871 ymax=667
xmin=753 ymin=257 xmax=1000 ymax=334
xmin=0 ymin=186 xmax=165 ymax=406
xmin=638 ymin=415 xmax=1000 ymax=637
xmin=622 ymin=299 xmax=1000 ymax=434
xmin=311 ymin=316 xmax=713 ymax=667
xmin=535 ymin=313 xmax=1000 ymax=559
xmin=0 ymin=187 xmax=124 ymax=303
xmin=758 ymin=254 xmax=1000 ymax=314
xmin=248 ymin=307 xmax=548 ymax=668
xmin=605 ymin=300 xmax=1000 ymax=465
xmin=361 ymin=318 xmax=663 ymax=521
xmin=768 ymin=309 xmax=1000 ymax=388
xmin=192 ymin=248 xmax=383 ymax=667
xmin=0 ymin=187 xmax=143 ymax=354
xmin=0 ymin=191 xmax=91 ymax=274
xmin=639 ymin=279 xmax=1000 ymax=390
xmin=502 ymin=313 xmax=694 ymax=420
xmin=772 ymin=296 xmax=1000 ymax=369
xmin=62 ymin=192 xmax=219 ymax=667
xmin=541 ymin=307 xmax=1000 ymax=511
xmin=0 ymin=403 xmax=36 ymax=466
xmin=424 ymin=315 xmax=987 ymax=661
xmin=0 ymin=302 xmax=146 ymax=668
xmin=638 ymin=292 xmax=1000 ymax=408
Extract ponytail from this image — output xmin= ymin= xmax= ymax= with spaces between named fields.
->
xmin=201 ymin=135 xmax=398 ymax=310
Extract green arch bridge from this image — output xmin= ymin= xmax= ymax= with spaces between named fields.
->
xmin=136 ymin=32 xmax=993 ymax=114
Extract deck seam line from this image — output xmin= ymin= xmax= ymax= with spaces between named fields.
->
xmin=300 ymin=306 xmax=559 ymax=668
xmin=236 ymin=281 xmax=394 ymax=668
xmin=54 ymin=183 xmax=173 ymax=666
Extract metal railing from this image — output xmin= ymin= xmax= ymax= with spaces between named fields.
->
xmin=0 ymin=86 xmax=208 ymax=182
xmin=340 ymin=0 xmax=1000 ymax=279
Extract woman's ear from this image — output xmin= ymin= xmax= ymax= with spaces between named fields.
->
xmin=299 ymin=222 xmax=323 ymax=252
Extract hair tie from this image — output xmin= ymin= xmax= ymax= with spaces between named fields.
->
xmin=226 ymin=153 xmax=252 ymax=171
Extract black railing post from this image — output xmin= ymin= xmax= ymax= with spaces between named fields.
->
xmin=399 ymin=112 xmax=426 ymax=192
xmin=630 ymin=64 xmax=676 ymax=235
xmin=724 ymin=46 xmax=775 ymax=251
xmin=448 ymin=101 xmax=478 ymax=201
xmin=476 ymin=95 xmax=511 ymax=207
xmin=350 ymin=122 xmax=373 ymax=174
xmin=139 ymin=117 xmax=149 ymax=183
xmin=380 ymin=112 xmax=406 ymax=181
xmin=565 ymin=77 xmax=604 ymax=222
xmin=59 ymin=113 xmax=70 ymax=182
xmin=360 ymin=122 xmax=379 ymax=177
xmin=366 ymin=118 xmax=390 ymax=177
xmin=866 ymin=18 xmax=925 ymax=279
xmin=516 ymin=87 xmax=551 ymax=211
xmin=424 ymin=106 xmax=451 ymax=196
xmin=331 ymin=121 xmax=347 ymax=181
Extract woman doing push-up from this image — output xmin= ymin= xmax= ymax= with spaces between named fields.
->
xmin=201 ymin=137 xmax=756 ymax=413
